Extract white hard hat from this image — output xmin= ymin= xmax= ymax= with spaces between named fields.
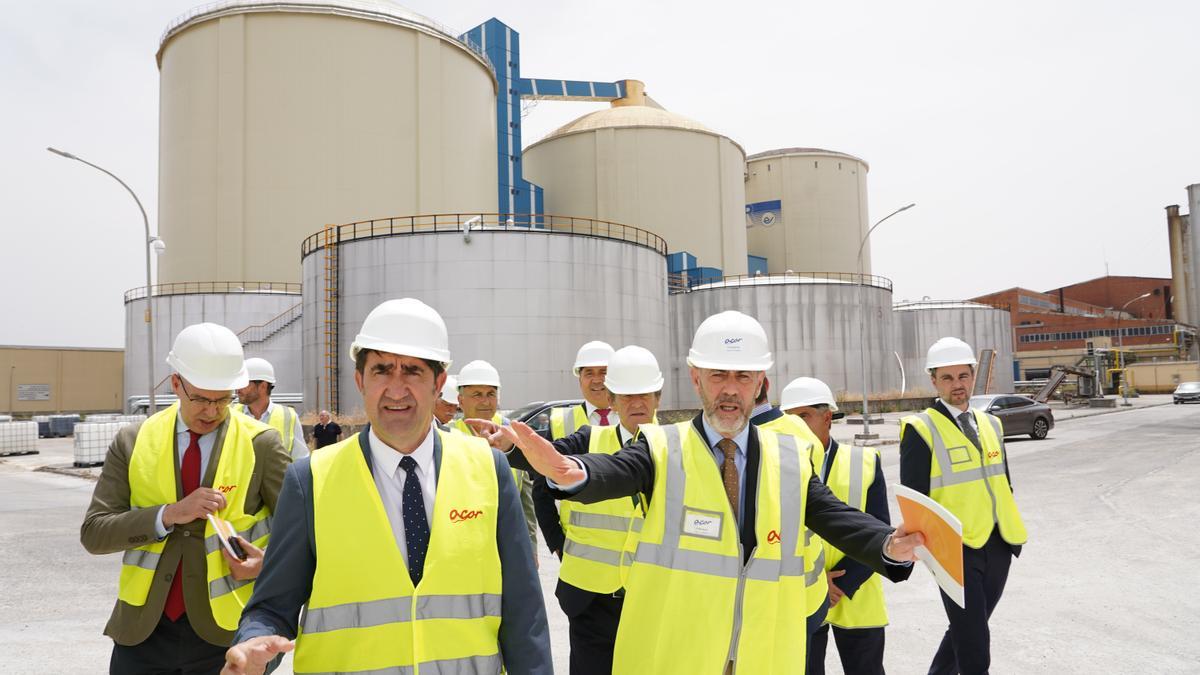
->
xmin=457 ymin=360 xmax=501 ymax=389
xmin=243 ymin=357 xmax=276 ymax=385
xmin=605 ymin=346 xmax=665 ymax=395
xmin=573 ymin=341 xmax=615 ymax=376
xmin=165 ymin=323 xmax=249 ymax=391
xmin=686 ymin=310 xmax=773 ymax=371
xmin=350 ymin=298 xmax=452 ymax=368
xmin=780 ymin=377 xmax=839 ymax=412
xmin=440 ymin=375 xmax=459 ymax=405
xmin=926 ymin=337 xmax=978 ymax=372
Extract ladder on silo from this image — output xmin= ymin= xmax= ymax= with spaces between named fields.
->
xmin=322 ymin=225 xmax=340 ymax=414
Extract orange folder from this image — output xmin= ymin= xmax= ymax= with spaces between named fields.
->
xmin=892 ymin=484 xmax=965 ymax=608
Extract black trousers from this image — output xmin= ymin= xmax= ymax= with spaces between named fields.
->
xmin=562 ymin=590 xmax=624 ymax=675
xmin=928 ymin=530 xmax=1014 ymax=675
xmin=809 ymin=623 xmax=886 ymax=675
xmin=110 ymin=614 xmax=227 ymax=675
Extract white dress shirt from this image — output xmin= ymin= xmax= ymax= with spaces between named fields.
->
xmin=368 ymin=424 xmax=438 ymax=567
xmin=584 ymin=400 xmax=619 ymax=428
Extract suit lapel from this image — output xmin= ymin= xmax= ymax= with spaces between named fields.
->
xmin=202 ymin=416 xmax=230 ymax=488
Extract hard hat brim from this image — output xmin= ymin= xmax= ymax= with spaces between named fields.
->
xmin=686 ymin=354 xmax=774 ymax=372
xmin=605 ymin=376 xmax=665 ymax=396
xmin=350 ymin=336 xmax=452 ymax=369
xmin=167 ymin=354 xmax=249 ymax=392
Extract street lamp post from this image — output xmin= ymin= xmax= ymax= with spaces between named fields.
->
xmin=48 ymin=147 xmax=164 ymax=414
xmin=1116 ymin=291 xmax=1153 ymax=407
xmin=854 ymin=203 xmax=916 ymax=442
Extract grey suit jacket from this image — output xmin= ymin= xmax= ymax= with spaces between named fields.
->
xmin=234 ymin=426 xmax=553 ymax=675
xmin=80 ymin=412 xmax=290 ymax=647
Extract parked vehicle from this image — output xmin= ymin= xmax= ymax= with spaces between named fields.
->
xmin=1173 ymin=382 xmax=1200 ymax=404
xmin=503 ymin=399 xmax=585 ymax=434
xmin=969 ymin=394 xmax=1055 ymax=440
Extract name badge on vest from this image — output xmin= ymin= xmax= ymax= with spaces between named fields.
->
xmin=682 ymin=507 xmax=723 ymax=540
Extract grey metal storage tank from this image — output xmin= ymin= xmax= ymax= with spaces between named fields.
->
xmin=744 ymin=148 xmax=871 ymax=275
xmin=155 ymin=0 xmax=498 ymax=286
xmin=124 ymin=284 xmax=303 ymax=410
xmin=666 ymin=273 xmax=900 ymax=409
xmin=894 ymin=301 xmax=1016 ymax=394
xmin=523 ymin=101 xmax=748 ymax=276
xmin=300 ymin=215 xmax=671 ymax=414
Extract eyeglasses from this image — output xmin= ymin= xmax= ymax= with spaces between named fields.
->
xmin=179 ymin=379 xmax=233 ymax=408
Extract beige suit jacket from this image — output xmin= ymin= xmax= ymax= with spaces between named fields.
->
xmin=80 ymin=412 xmax=289 ymax=647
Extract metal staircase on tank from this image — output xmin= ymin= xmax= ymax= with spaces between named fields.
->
xmin=322 ymin=225 xmax=340 ymax=414
xmin=237 ymin=302 xmax=303 ymax=348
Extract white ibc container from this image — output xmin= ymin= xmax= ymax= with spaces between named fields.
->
xmin=0 ymin=421 xmax=39 ymax=455
xmin=74 ymin=421 xmax=135 ymax=467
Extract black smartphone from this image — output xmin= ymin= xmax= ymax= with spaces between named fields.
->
xmin=228 ymin=535 xmax=248 ymax=561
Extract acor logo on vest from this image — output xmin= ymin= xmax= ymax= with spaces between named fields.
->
xmin=217 ymin=484 xmax=237 ymax=494
xmin=987 ymin=450 xmax=1001 ymax=460
xmin=450 ymin=508 xmax=483 ymax=523
xmin=766 ymin=529 xmax=781 ymax=544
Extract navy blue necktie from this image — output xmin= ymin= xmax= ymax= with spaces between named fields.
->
xmin=399 ymin=456 xmax=430 ymax=585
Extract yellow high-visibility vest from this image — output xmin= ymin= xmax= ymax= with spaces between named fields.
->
xmin=293 ymin=429 xmax=503 ymax=674
xmin=550 ymin=404 xmax=590 ymax=440
xmin=756 ymin=412 xmax=829 ymax=619
xmin=900 ymin=408 xmax=1027 ymax=548
xmin=121 ymin=403 xmax=273 ymax=630
xmin=823 ymin=445 xmax=888 ymax=629
xmin=614 ymin=422 xmax=810 ymax=674
xmin=233 ymin=402 xmax=298 ymax=454
xmin=558 ymin=425 xmax=645 ymax=593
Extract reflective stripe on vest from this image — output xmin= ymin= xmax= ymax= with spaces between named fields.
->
xmin=120 ymin=403 xmax=273 ymax=630
xmin=235 ymin=403 xmax=297 ymax=453
xmin=901 ymin=410 xmax=1028 ymax=549
xmin=823 ymin=445 xmax=889 ymax=629
xmin=294 ymin=429 xmax=503 ymax=674
xmin=558 ymin=425 xmax=646 ymax=593
xmin=756 ymin=412 xmax=828 ymax=614
xmin=550 ymin=405 xmax=589 ymax=440
xmin=613 ymin=422 xmax=809 ymax=674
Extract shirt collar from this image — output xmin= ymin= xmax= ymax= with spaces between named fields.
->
xmin=368 ymin=423 xmax=437 ymax=479
xmin=750 ymin=401 xmax=773 ymax=419
xmin=175 ymin=409 xmax=217 ymax=438
xmin=699 ymin=414 xmax=750 ymax=457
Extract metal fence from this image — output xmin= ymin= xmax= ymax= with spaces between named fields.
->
xmin=300 ymin=213 xmax=669 ymax=258
xmin=668 ymin=270 xmax=895 ymax=295
xmin=124 ymin=281 xmax=302 ymax=303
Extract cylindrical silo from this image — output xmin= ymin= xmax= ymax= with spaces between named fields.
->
xmin=744 ymin=148 xmax=870 ymax=275
xmin=300 ymin=218 xmax=670 ymax=414
xmin=156 ymin=0 xmax=498 ymax=284
xmin=523 ymin=105 xmax=748 ymax=276
xmin=894 ymin=301 xmax=1016 ymax=395
xmin=124 ymin=285 xmax=302 ymax=411
xmin=666 ymin=274 xmax=899 ymax=410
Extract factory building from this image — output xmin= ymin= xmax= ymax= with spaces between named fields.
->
xmin=119 ymin=0 xmax=1015 ymax=413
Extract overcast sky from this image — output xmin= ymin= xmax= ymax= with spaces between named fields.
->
xmin=3 ymin=1 xmax=1197 ymax=348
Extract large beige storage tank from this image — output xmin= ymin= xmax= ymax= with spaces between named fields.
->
xmin=156 ymin=0 xmax=498 ymax=284
xmin=744 ymin=148 xmax=870 ymax=275
xmin=523 ymin=105 xmax=748 ymax=276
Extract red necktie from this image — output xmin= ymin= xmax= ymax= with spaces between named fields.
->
xmin=596 ymin=408 xmax=611 ymax=425
xmin=164 ymin=431 xmax=201 ymax=621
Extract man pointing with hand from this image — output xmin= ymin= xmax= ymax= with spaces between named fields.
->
xmin=502 ymin=311 xmax=924 ymax=674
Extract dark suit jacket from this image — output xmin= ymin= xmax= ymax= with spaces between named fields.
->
xmin=234 ymin=426 xmax=553 ymax=675
xmin=899 ymin=400 xmax=1020 ymax=556
xmin=543 ymin=415 xmax=910 ymax=582
xmin=80 ymin=413 xmax=290 ymax=647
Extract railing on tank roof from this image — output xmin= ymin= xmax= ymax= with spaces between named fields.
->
xmin=300 ymin=213 xmax=669 ymax=258
xmin=159 ymin=1 xmax=494 ymax=76
xmin=892 ymin=299 xmax=1012 ymax=312
xmin=124 ymin=281 xmax=302 ymax=303
xmin=668 ymin=270 xmax=894 ymax=295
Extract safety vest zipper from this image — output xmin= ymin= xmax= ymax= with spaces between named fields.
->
xmin=724 ymin=543 xmax=754 ymax=673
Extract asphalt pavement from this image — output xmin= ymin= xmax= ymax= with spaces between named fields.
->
xmin=1 ymin=399 xmax=1196 ymax=673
